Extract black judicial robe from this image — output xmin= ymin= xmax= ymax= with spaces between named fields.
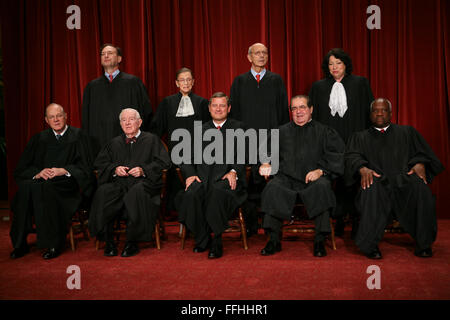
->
xmin=230 ymin=70 xmax=289 ymax=131
xmin=88 ymin=131 xmax=171 ymax=242
xmin=82 ymin=71 xmax=152 ymax=155
xmin=261 ymin=120 xmax=345 ymax=221
xmin=176 ymin=119 xmax=247 ymax=244
xmin=309 ymin=74 xmax=374 ymax=144
xmin=10 ymin=126 xmax=94 ymax=249
xmin=345 ymin=124 xmax=444 ymax=253
xmin=150 ymin=92 xmax=210 ymax=151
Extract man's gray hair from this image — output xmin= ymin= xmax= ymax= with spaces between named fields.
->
xmin=45 ymin=103 xmax=65 ymax=117
xmin=248 ymin=42 xmax=267 ymax=55
xmin=119 ymin=108 xmax=141 ymax=120
xmin=370 ymin=98 xmax=392 ymax=112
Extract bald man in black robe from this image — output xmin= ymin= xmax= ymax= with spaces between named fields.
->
xmin=345 ymin=98 xmax=444 ymax=259
xmin=259 ymin=95 xmax=345 ymax=257
xmin=230 ymin=42 xmax=290 ymax=236
xmin=10 ymin=103 xmax=94 ymax=260
xmin=89 ymin=108 xmax=171 ymax=257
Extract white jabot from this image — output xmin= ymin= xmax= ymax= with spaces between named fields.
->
xmin=176 ymin=95 xmax=195 ymax=117
xmin=329 ymin=82 xmax=348 ymax=118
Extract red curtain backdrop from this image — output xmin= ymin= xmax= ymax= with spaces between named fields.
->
xmin=1 ymin=0 xmax=449 ymax=217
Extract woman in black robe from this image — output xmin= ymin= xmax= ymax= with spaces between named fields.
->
xmin=309 ymin=48 xmax=374 ymax=236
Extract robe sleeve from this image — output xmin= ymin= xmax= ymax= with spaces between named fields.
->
xmin=344 ymin=132 xmax=369 ymax=186
xmin=229 ymin=77 xmax=241 ymax=121
xmin=140 ymin=137 xmax=172 ymax=186
xmin=14 ymin=134 xmax=42 ymax=183
xmin=276 ymin=78 xmax=290 ymax=126
xmin=149 ymin=98 xmax=168 ymax=138
xmin=94 ymin=142 xmax=122 ymax=185
xmin=136 ymin=78 xmax=153 ymax=132
xmin=201 ymin=98 xmax=211 ymax=122
xmin=81 ymin=83 xmax=91 ymax=134
xmin=407 ymin=126 xmax=445 ymax=183
xmin=317 ymin=126 xmax=346 ymax=179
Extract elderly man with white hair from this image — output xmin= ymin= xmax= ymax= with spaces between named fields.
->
xmin=89 ymin=108 xmax=171 ymax=257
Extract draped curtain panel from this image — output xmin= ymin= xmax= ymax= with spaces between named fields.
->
xmin=1 ymin=0 xmax=449 ymax=217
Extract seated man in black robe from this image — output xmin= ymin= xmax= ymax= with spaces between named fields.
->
xmin=89 ymin=108 xmax=171 ymax=257
xmin=345 ymin=98 xmax=444 ymax=259
xmin=176 ymin=92 xmax=247 ymax=259
xmin=10 ymin=103 xmax=94 ymax=260
xmin=259 ymin=95 xmax=345 ymax=257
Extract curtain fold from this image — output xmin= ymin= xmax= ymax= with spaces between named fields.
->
xmin=1 ymin=0 xmax=449 ymax=217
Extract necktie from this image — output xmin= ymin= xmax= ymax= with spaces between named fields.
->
xmin=109 ymin=74 xmax=113 ymax=83
xmin=256 ymin=74 xmax=260 ymax=85
xmin=56 ymin=134 xmax=61 ymax=140
xmin=217 ymin=126 xmax=221 ymax=130
xmin=380 ymin=129 xmax=385 ymax=133
xmin=126 ymin=136 xmax=137 ymax=144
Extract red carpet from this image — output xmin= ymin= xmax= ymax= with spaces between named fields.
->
xmin=0 ymin=217 xmax=449 ymax=300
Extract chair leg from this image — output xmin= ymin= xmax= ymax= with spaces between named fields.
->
xmin=329 ymin=218 xmax=336 ymax=250
xmin=95 ymin=239 xmax=100 ymax=250
xmin=155 ymin=221 xmax=161 ymax=250
xmin=180 ymin=224 xmax=186 ymax=250
xmin=69 ymin=226 xmax=75 ymax=252
xmin=238 ymin=208 xmax=248 ymax=250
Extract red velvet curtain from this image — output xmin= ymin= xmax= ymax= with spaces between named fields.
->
xmin=2 ymin=0 xmax=449 ymax=217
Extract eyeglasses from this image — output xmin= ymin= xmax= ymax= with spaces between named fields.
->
xmin=177 ymin=78 xmax=193 ymax=84
xmin=290 ymin=105 xmax=309 ymax=112
xmin=210 ymin=104 xmax=228 ymax=108
xmin=120 ymin=117 xmax=139 ymax=122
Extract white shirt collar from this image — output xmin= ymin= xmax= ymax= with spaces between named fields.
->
xmin=250 ymin=68 xmax=266 ymax=80
xmin=374 ymin=125 xmax=390 ymax=132
xmin=53 ymin=125 xmax=68 ymax=137
xmin=213 ymin=120 xmax=227 ymax=128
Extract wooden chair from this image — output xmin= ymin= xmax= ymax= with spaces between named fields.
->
xmin=68 ymin=207 xmax=90 ymax=251
xmin=280 ymin=202 xmax=336 ymax=251
xmin=262 ymin=175 xmax=336 ymax=251
xmin=178 ymin=166 xmax=251 ymax=250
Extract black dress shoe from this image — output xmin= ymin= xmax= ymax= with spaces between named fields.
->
xmin=42 ymin=248 xmax=61 ymax=260
xmin=104 ymin=242 xmax=118 ymax=257
xmin=260 ymin=241 xmax=282 ymax=256
xmin=207 ymin=235 xmax=223 ymax=259
xmin=121 ymin=242 xmax=140 ymax=257
xmin=415 ymin=247 xmax=433 ymax=258
xmin=10 ymin=246 xmax=30 ymax=259
xmin=313 ymin=241 xmax=327 ymax=257
xmin=193 ymin=246 xmax=208 ymax=253
xmin=366 ymin=246 xmax=382 ymax=259
xmin=208 ymin=242 xmax=223 ymax=259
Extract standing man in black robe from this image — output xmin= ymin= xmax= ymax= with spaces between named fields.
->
xmin=230 ymin=42 xmax=290 ymax=235
xmin=89 ymin=108 xmax=171 ymax=257
xmin=82 ymin=43 xmax=152 ymax=156
xmin=10 ymin=103 xmax=94 ymax=259
xmin=150 ymin=67 xmax=210 ymax=219
xmin=176 ymin=92 xmax=247 ymax=259
xmin=309 ymin=48 xmax=374 ymax=237
xmin=345 ymin=98 xmax=444 ymax=259
xmin=259 ymin=95 xmax=345 ymax=257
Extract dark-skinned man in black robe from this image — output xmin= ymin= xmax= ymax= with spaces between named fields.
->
xmin=82 ymin=44 xmax=152 ymax=156
xmin=176 ymin=92 xmax=247 ymax=259
xmin=259 ymin=95 xmax=345 ymax=257
xmin=150 ymin=67 xmax=210 ymax=220
xmin=10 ymin=103 xmax=94 ymax=260
xmin=230 ymin=42 xmax=290 ymax=236
xmin=345 ymin=98 xmax=444 ymax=259
xmin=89 ymin=108 xmax=171 ymax=257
